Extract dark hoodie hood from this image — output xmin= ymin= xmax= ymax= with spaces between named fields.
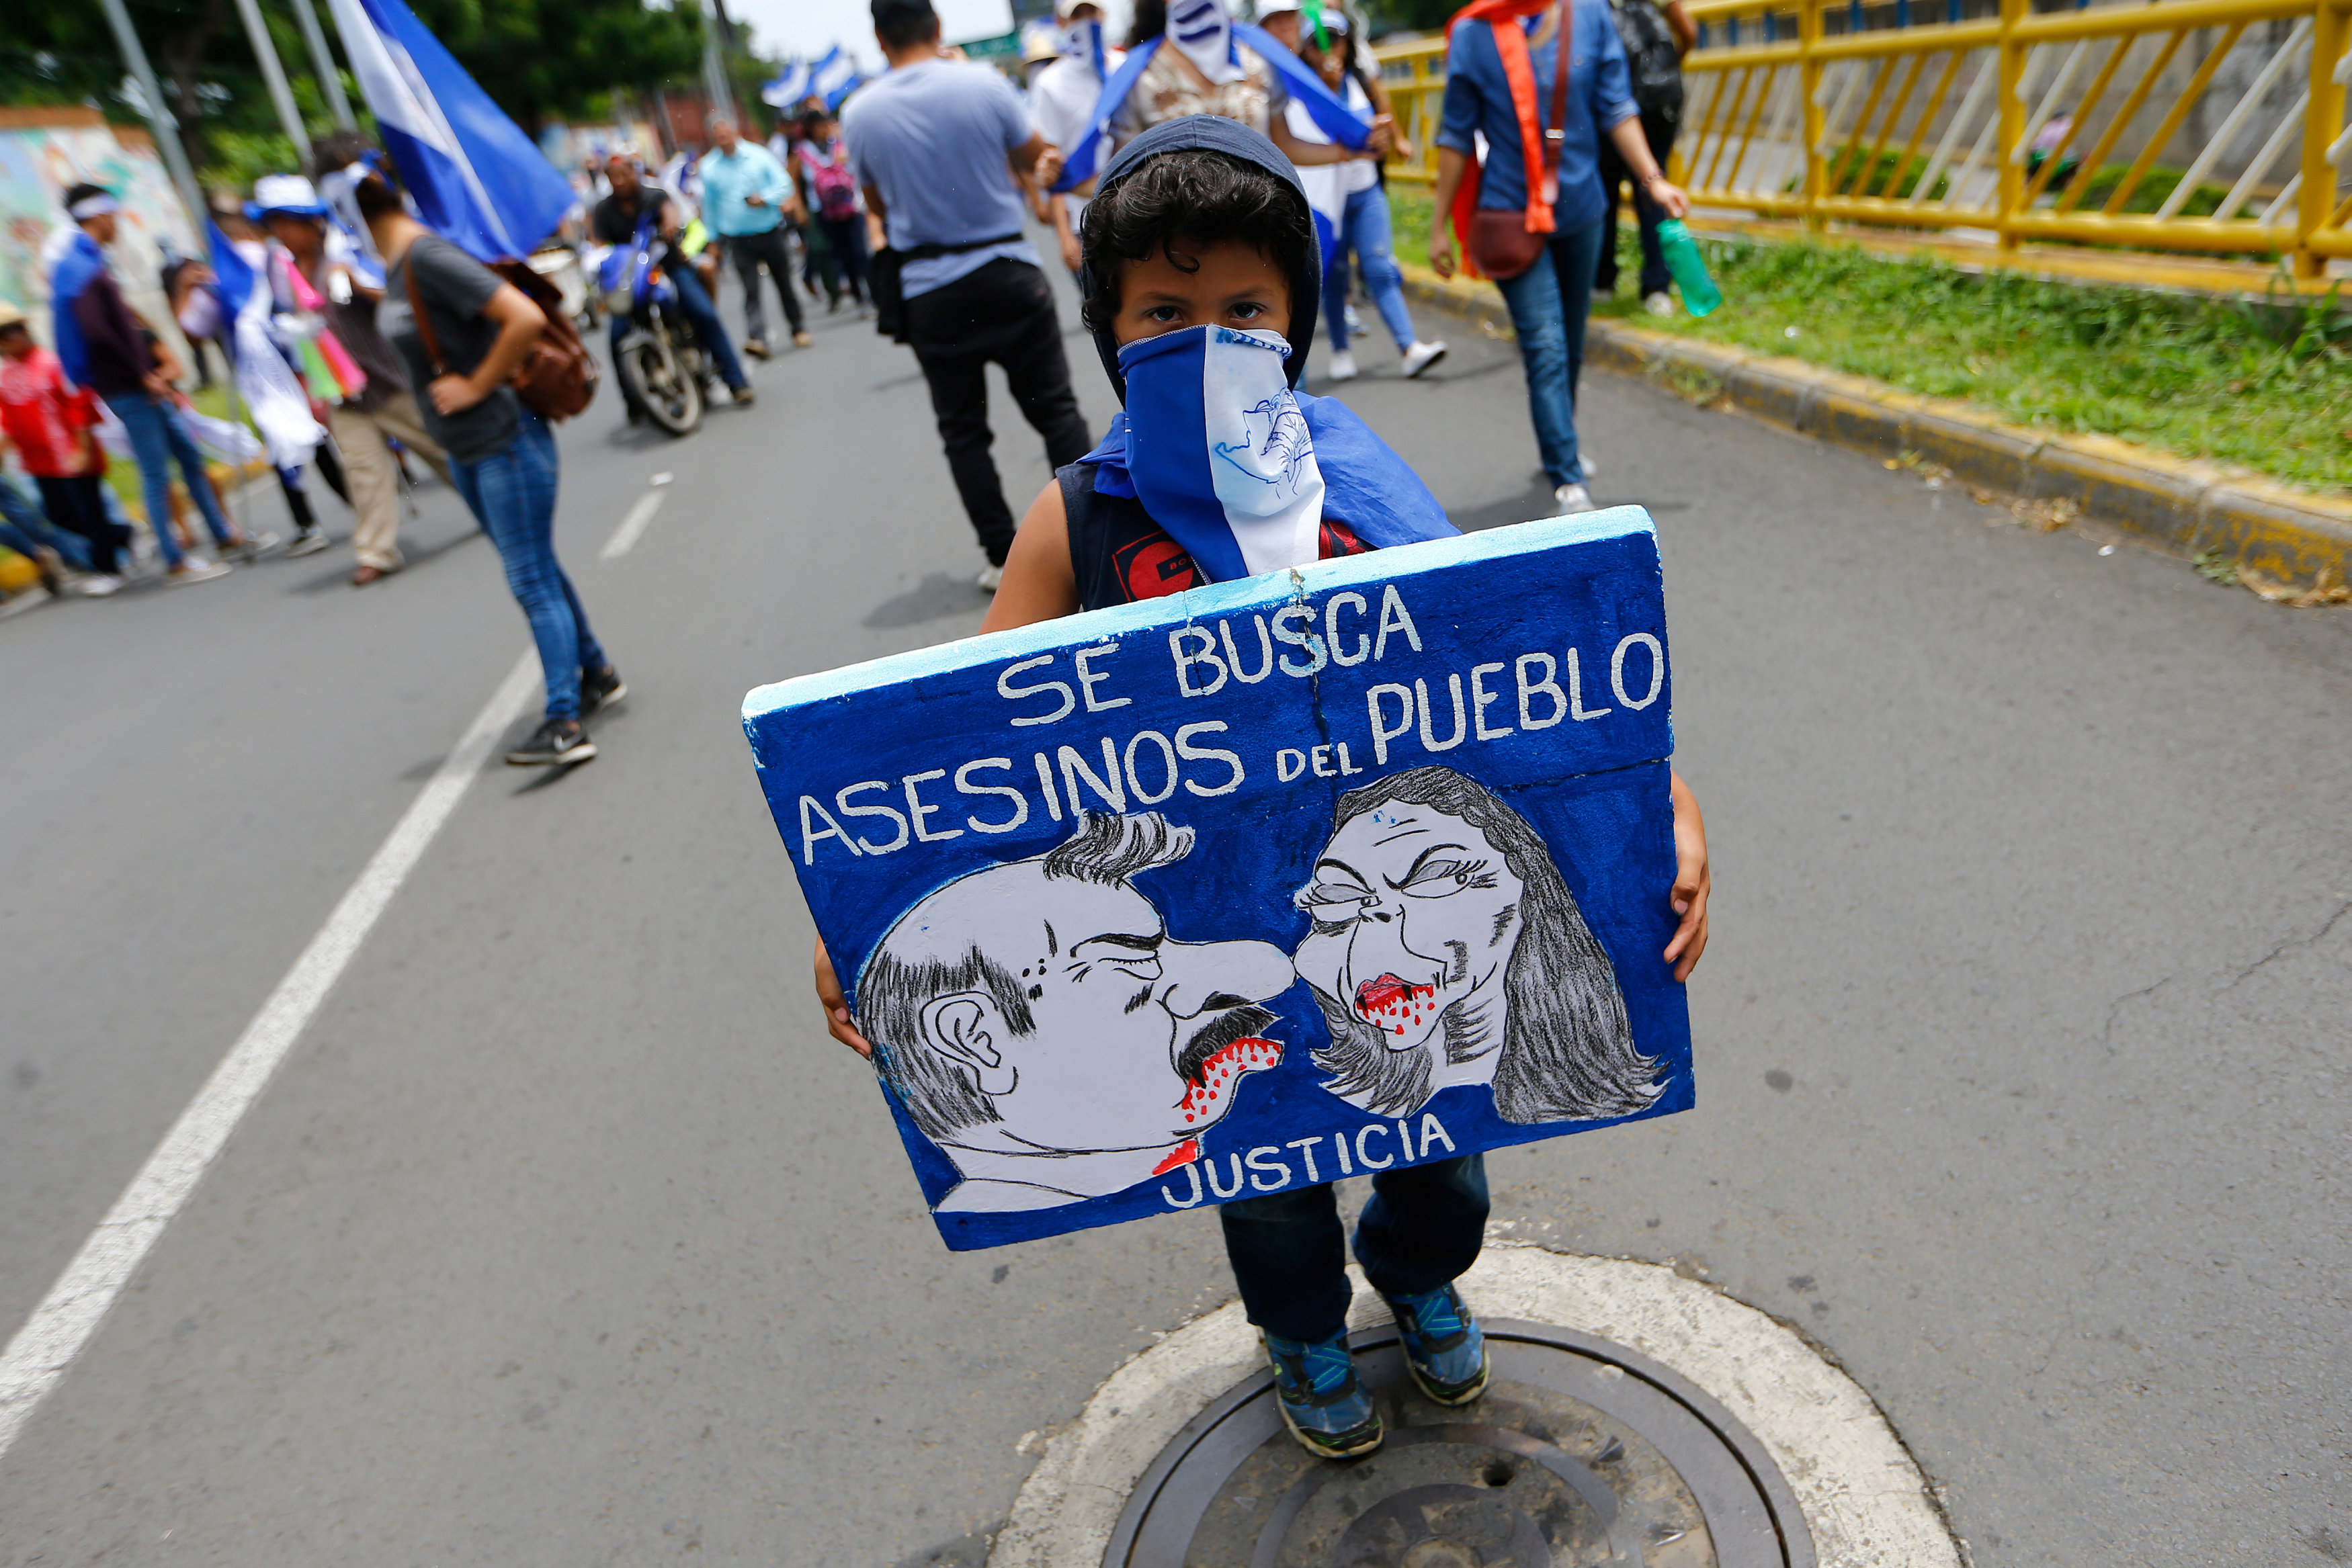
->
xmin=1079 ymin=115 xmax=1321 ymax=402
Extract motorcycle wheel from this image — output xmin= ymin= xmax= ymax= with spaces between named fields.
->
xmin=619 ymin=337 xmax=703 ymax=436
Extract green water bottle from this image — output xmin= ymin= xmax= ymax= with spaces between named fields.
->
xmin=1655 ymin=220 xmax=1722 ymax=318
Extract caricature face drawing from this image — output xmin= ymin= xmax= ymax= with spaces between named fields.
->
xmin=1299 ymin=767 xmax=1663 ymax=1125
xmin=1295 ymin=803 xmax=1526 ymax=1061
xmin=1213 ymin=394 xmax=1314 ymax=500
xmin=860 ymin=814 xmax=1293 ymax=1212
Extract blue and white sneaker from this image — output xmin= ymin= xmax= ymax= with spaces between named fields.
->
xmin=1383 ymin=1283 xmax=1490 ymax=1405
xmin=1261 ymin=1330 xmax=1385 ymax=1460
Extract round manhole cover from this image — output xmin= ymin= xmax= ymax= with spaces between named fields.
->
xmin=1105 ymin=1320 xmax=1814 ymax=1568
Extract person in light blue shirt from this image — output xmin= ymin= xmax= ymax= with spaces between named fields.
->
xmin=1428 ymin=0 xmax=1687 ymax=513
xmin=700 ymin=118 xmax=811 ymax=356
xmin=843 ymin=0 xmax=1093 ymax=590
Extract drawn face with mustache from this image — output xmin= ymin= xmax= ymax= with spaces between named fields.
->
xmin=878 ymin=864 xmax=1292 ymax=1156
xmin=1293 ymin=801 xmax=1527 ymax=1060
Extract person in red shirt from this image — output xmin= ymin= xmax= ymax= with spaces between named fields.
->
xmin=0 ymin=302 xmax=126 ymax=593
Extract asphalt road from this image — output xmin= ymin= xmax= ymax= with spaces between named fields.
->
xmin=3 ymin=254 xmax=2349 ymax=1568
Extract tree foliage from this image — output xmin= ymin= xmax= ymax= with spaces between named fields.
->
xmin=407 ymin=0 xmax=706 ymax=132
xmin=4 ymin=0 xmax=712 ymax=179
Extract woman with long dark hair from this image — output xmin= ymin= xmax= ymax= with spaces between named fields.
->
xmin=355 ymin=165 xmax=623 ymax=766
xmin=1297 ymin=765 xmax=1661 ymax=1123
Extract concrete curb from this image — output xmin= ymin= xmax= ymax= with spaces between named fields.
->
xmin=1398 ymin=264 xmax=2352 ymax=604
xmin=986 ymin=1242 xmax=1965 ymax=1568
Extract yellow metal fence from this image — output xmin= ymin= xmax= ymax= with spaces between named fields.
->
xmin=1376 ymin=0 xmax=2352 ymax=277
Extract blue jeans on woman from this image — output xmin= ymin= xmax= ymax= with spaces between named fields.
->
xmin=1491 ymin=217 xmax=1607 ymax=490
xmin=103 ymin=392 xmax=235 ymax=568
xmin=1325 ymin=183 xmax=1421 ymax=355
xmin=449 ymin=408 xmax=606 ymax=723
xmin=1218 ymin=1153 xmax=1488 ymax=1343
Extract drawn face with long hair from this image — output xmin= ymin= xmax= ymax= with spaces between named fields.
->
xmin=1298 ymin=767 xmax=1658 ymax=1125
xmin=1293 ymin=800 xmax=1527 ymax=1061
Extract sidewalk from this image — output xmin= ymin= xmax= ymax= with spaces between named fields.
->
xmin=1398 ymin=261 xmax=2352 ymax=605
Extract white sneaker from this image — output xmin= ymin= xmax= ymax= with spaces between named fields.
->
xmin=1344 ymin=303 xmax=1363 ymax=335
xmin=1327 ymin=349 xmax=1359 ymax=382
xmin=1644 ymin=290 xmax=1675 ymax=316
xmin=169 ymin=558 xmax=231 ymax=584
xmin=77 ymin=573 xmax=125 ymax=597
xmin=976 ymin=563 xmax=1004 ymax=593
xmin=1576 ymin=449 xmax=1598 ymax=481
xmin=285 ymin=529 xmax=330 ymax=558
xmin=1552 ymin=483 xmax=1597 ymax=515
xmin=1400 ymin=341 xmax=1449 ymax=379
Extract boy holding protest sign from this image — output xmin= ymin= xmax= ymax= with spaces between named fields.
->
xmin=813 ymin=116 xmax=1710 ymax=1461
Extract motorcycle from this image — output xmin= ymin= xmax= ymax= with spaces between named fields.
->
xmin=597 ymin=216 xmax=714 ymax=436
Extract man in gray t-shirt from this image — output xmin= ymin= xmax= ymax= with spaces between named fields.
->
xmin=843 ymin=0 xmax=1093 ymax=589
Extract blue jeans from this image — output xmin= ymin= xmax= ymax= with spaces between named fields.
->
xmin=610 ymin=257 xmax=747 ymax=399
xmin=1492 ymin=218 xmax=1606 ymax=489
xmin=1218 ymin=1152 xmax=1488 ymax=1344
xmin=0 ymin=474 xmax=92 ymax=570
xmin=449 ymin=410 xmax=607 ymax=723
xmin=104 ymin=393 xmax=235 ymax=568
xmin=1325 ymin=183 xmax=1421 ymax=355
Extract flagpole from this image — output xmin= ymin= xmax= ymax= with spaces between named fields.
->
xmin=701 ymin=0 xmax=737 ymax=125
xmin=289 ymin=0 xmax=358 ymax=131
xmin=233 ymin=0 xmax=319 ymax=171
xmin=97 ymin=0 xmax=206 ymax=228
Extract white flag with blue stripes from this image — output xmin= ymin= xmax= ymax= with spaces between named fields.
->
xmin=812 ymin=46 xmax=862 ymax=111
xmin=763 ymin=57 xmax=814 ymax=108
xmin=326 ymin=0 xmax=579 ymax=261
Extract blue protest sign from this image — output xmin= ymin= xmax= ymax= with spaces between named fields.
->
xmin=743 ymin=510 xmax=1691 ymax=1250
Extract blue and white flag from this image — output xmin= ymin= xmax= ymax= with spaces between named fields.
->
xmin=812 ymin=46 xmax=862 ymax=112
xmin=325 ymin=0 xmax=580 ymax=261
xmin=763 ymin=57 xmax=814 ymax=108
xmin=1051 ymin=8 xmax=1372 ymax=193
xmin=204 ymin=223 xmax=323 ymax=469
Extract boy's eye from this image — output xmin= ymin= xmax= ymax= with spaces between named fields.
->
xmin=1144 ymin=304 xmax=1185 ymax=323
xmin=1228 ymin=300 xmax=1269 ymax=320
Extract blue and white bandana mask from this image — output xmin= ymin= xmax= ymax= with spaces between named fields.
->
xmin=1167 ymin=0 xmax=1246 ymax=84
xmin=1118 ymin=325 xmax=1327 ymax=580
xmin=1061 ymin=17 xmax=1108 ymax=78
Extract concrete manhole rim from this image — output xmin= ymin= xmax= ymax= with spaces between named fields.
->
xmin=988 ymin=1242 xmax=1962 ymax=1568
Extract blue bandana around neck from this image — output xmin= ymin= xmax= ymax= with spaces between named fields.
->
xmin=1086 ymin=324 xmax=1454 ymax=584
xmin=48 ymin=230 xmax=110 ymax=389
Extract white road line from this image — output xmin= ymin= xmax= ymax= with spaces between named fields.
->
xmin=600 ymin=490 xmax=667 ymax=560
xmin=0 ymin=650 xmax=540 ymax=1461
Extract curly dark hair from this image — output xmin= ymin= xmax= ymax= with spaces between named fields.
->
xmin=1128 ymin=0 xmax=1167 ymax=46
xmin=1079 ymin=147 xmax=1312 ymax=343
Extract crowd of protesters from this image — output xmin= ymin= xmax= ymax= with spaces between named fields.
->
xmin=0 ymin=0 xmax=1712 ymax=1467
xmin=1 ymin=0 xmax=1695 ymax=738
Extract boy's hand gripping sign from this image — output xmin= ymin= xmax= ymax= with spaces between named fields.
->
xmin=743 ymin=511 xmax=1693 ymax=1250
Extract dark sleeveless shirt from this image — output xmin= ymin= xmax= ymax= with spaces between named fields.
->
xmin=1058 ymin=460 xmax=1372 ymax=613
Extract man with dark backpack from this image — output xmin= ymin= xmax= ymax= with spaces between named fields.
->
xmin=1595 ymin=0 xmax=1695 ymax=313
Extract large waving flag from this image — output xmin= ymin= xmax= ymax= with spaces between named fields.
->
xmin=325 ymin=0 xmax=579 ymax=260
xmin=763 ymin=57 xmax=815 ymax=108
xmin=1051 ymin=12 xmax=1372 ymax=193
xmin=204 ymin=224 xmax=324 ymax=469
xmin=812 ymin=46 xmax=862 ymax=111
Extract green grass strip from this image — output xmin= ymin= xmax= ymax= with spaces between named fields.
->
xmin=1386 ymin=187 xmax=2352 ymax=494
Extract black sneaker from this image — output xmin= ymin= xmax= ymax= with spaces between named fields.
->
xmin=580 ymin=664 xmax=627 ymax=717
xmin=506 ymin=718 xmax=597 ymax=767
